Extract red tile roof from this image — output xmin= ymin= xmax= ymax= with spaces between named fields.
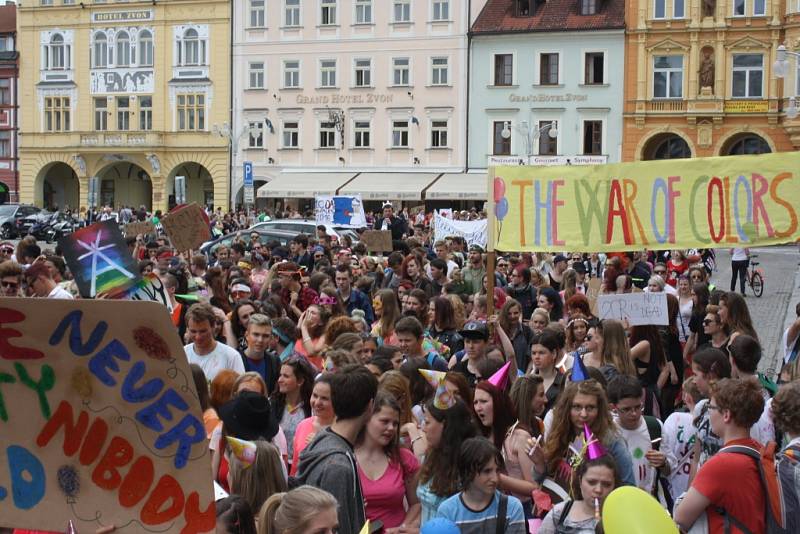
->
xmin=472 ymin=0 xmax=625 ymax=34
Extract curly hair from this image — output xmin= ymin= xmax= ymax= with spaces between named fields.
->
xmin=772 ymin=381 xmax=800 ymax=436
xmin=711 ymin=378 xmax=765 ymax=429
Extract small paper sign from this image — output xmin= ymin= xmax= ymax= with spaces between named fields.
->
xmin=360 ymin=230 xmax=393 ymax=253
xmin=124 ymin=221 xmax=155 ymax=237
xmin=597 ymin=292 xmax=669 ymax=326
xmin=161 ymin=203 xmax=211 ymax=253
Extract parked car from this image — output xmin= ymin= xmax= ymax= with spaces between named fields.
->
xmin=200 ymin=227 xmax=298 ymax=260
xmin=249 ymin=219 xmax=362 ymax=244
xmin=0 ymin=204 xmax=42 ymax=239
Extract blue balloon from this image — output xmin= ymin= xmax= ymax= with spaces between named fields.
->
xmin=496 ymin=197 xmax=509 ymax=221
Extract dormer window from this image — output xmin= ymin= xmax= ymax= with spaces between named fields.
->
xmin=516 ymin=0 xmax=532 ymax=16
xmin=581 ymin=0 xmax=598 ymax=14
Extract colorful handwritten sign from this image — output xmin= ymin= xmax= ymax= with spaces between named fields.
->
xmin=161 ymin=204 xmax=211 ymax=253
xmin=0 ymin=299 xmax=214 ymax=533
xmin=59 ymin=221 xmax=141 ymax=298
xmin=488 ymin=152 xmax=800 ymax=252
xmin=315 ymin=195 xmax=367 ymax=228
xmin=597 ymin=292 xmax=669 ymax=326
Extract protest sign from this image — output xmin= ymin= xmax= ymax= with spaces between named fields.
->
xmin=360 ymin=230 xmax=393 ymax=252
xmin=597 ymin=292 xmax=669 ymax=326
xmin=126 ymin=272 xmax=174 ymax=312
xmin=59 ymin=220 xmax=141 ymax=299
xmin=315 ymin=195 xmax=367 ymax=228
xmin=488 ymin=151 xmax=800 ymax=252
xmin=433 ymin=211 xmax=488 ymax=249
xmin=124 ymin=221 xmax=155 ymax=237
xmin=585 ymin=278 xmax=603 ymax=316
xmin=161 ymin=203 xmax=211 ymax=253
xmin=0 ymin=299 xmax=214 ymax=533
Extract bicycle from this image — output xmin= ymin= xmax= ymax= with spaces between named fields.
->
xmin=746 ymin=255 xmax=765 ymax=297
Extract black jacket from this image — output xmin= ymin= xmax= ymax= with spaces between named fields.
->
xmin=239 ymin=349 xmax=282 ymax=396
xmin=374 ymin=215 xmax=406 ymax=240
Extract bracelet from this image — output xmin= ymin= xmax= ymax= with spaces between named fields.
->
xmin=411 ymin=436 xmax=423 ymax=447
xmin=303 ymin=337 xmax=311 ymax=342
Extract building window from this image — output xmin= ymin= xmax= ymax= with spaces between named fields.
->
xmin=583 ymin=120 xmax=602 ymax=155
xmin=540 ymin=53 xmax=559 ymax=85
xmin=431 ymin=57 xmax=448 ymax=85
xmin=494 ymin=54 xmax=513 ymax=86
xmin=646 ymin=134 xmax=691 ymax=160
xmin=284 ymin=60 xmax=301 ymax=88
xmin=44 ymin=33 xmax=70 ymax=71
xmin=138 ymin=30 xmax=153 ymax=67
xmin=732 ymin=53 xmax=763 ymax=98
xmin=249 ymin=62 xmax=265 ymax=89
xmin=654 ymin=0 xmax=666 ymax=17
xmin=94 ymin=98 xmax=108 ymax=131
xmin=653 ymin=55 xmax=683 ymax=98
xmin=393 ymin=58 xmax=410 ymax=86
xmin=516 ymin=0 xmax=532 ymax=15
xmin=321 ymin=0 xmax=337 ymax=25
xmin=355 ymin=58 xmax=372 ymax=87
xmin=93 ymin=33 xmax=108 ymax=68
xmin=0 ymin=132 xmax=9 ymax=158
xmin=44 ymin=96 xmax=70 ymax=132
xmin=584 ymin=52 xmax=604 ymax=84
xmin=117 ymin=96 xmax=130 ymax=130
xmin=320 ymin=121 xmax=336 ymax=148
xmin=580 ymin=0 xmax=597 ymax=14
xmin=733 ymin=0 xmax=745 ymax=15
xmin=754 ymin=0 xmax=765 ymax=14
xmin=493 ymin=121 xmax=511 ymax=155
xmin=354 ymin=120 xmax=371 ymax=147
xmin=432 ymin=0 xmax=449 ymax=20
xmin=250 ymin=0 xmax=266 ymax=27
xmin=249 ymin=121 xmax=264 ymax=148
xmin=727 ymin=135 xmax=771 ymax=155
xmin=392 ymin=120 xmax=409 ymax=147
xmin=538 ymin=120 xmax=557 ymax=155
xmin=320 ymin=59 xmax=337 ymax=87
xmin=674 ymin=0 xmax=685 ymax=17
xmin=0 ymin=79 xmax=9 ymax=105
xmin=431 ymin=120 xmax=448 ymax=147
xmin=179 ymin=28 xmax=206 ymax=66
xmin=177 ymin=94 xmax=205 ymax=131
xmin=393 ymin=0 xmax=411 ymax=22
xmin=116 ymin=31 xmax=132 ymax=67
xmin=355 ymin=0 xmax=373 ymax=23
xmin=285 ymin=0 xmax=301 ymax=26
xmin=139 ymin=96 xmax=152 ymax=130
xmin=283 ymin=121 xmax=299 ymax=147
xmin=0 ymin=36 xmax=13 ymax=52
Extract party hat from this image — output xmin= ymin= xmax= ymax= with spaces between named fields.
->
xmin=419 ymin=369 xmax=456 ymax=410
xmin=487 ymin=361 xmax=512 ymax=391
xmin=358 ymin=521 xmax=371 ymax=534
xmin=571 ymin=354 xmax=589 ymax=382
xmin=583 ymin=423 xmax=607 ymax=460
xmin=226 ymin=436 xmax=257 ymax=468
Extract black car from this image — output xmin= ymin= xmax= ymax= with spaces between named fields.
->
xmin=0 ymin=204 xmax=41 ymax=239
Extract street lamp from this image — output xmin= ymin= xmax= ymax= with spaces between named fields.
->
xmin=213 ymin=121 xmax=263 ymax=209
xmin=773 ymin=44 xmax=800 ymax=119
xmin=518 ymin=121 xmax=559 ymax=159
xmin=327 ymin=108 xmax=345 ymax=149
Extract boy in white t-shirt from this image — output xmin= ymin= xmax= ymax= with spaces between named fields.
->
xmin=662 ymin=377 xmax=700 ymax=501
xmin=183 ymin=302 xmax=244 ymax=381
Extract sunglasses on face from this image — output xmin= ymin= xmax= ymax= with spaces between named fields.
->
xmin=2 ymin=281 xmax=18 ymax=289
xmin=0 ymin=248 xmax=12 ymax=254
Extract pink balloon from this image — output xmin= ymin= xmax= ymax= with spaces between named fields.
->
xmin=493 ymin=177 xmax=506 ymax=202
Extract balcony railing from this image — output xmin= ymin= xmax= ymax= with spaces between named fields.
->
xmin=646 ymin=100 xmax=686 ymax=112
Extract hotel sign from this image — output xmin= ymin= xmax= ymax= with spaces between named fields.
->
xmin=92 ymin=10 xmax=154 ymax=23
xmin=724 ymin=100 xmax=769 ymax=113
xmin=509 ymin=93 xmax=589 ymax=103
xmin=296 ymin=93 xmax=396 ymax=105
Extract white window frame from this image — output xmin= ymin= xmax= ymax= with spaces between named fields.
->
xmin=249 ymin=120 xmax=264 ymax=148
xmin=116 ymin=31 xmax=132 ymax=67
xmin=353 ymin=119 xmax=371 ymax=148
xmin=393 ymin=0 xmax=412 ymax=22
xmin=92 ymin=32 xmax=108 ymax=68
xmin=580 ymin=117 xmax=606 ymax=156
xmin=139 ymin=96 xmax=153 ymax=131
xmin=248 ymin=61 xmax=265 ymax=89
xmin=283 ymin=59 xmax=301 ymax=88
xmin=320 ymin=59 xmax=337 ymax=88
xmin=731 ymin=53 xmax=764 ymax=98
xmin=354 ymin=58 xmax=372 ymax=87
xmin=282 ymin=120 xmax=300 ymax=148
xmin=249 ymin=0 xmax=266 ymax=28
xmin=319 ymin=120 xmax=336 ymax=148
xmin=536 ymin=51 xmax=561 ymax=86
xmin=138 ymin=30 xmax=153 ymax=67
xmin=535 ymin=119 xmax=560 ymax=156
xmin=391 ymin=119 xmax=410 ymax=148
xmin=652 ymin=55 xmax=684 ymax=98
xmin=44 ymin=33 xmax=70 ymax=71
xmin=673 ymin=0 xmax=685 ymax=17
xmin=430 ymin=119 xmax=448 ymax=148
xmin=94 ymin=97 xmax=108 ymax=131
xmin=321 ymin=0 xmax=338 ymax=25
xmin=392 ymin=57 xmax=411 ymax=87
xmin=583 ymin=50 xmax=606 ymax=85
xmin=0 ymin=132 xmax=10 ymax=159
xmin=117 ymin=96 xmax=130 ymax=131
xmin=178 ymin=28 xmax=207 ymax=67
xmin=732 ymin=0 xmax=746 ymax=16
xmin=753 ymin=0 xmax=766 ymax=15
xmin=285 ymin=0 xmax=301 ymax=26
xmin=654 ymin=0 xmax=666 ymax=18
xmin=431 ymin=56 xmax=449 ymax=86
xmin=492 ymin=52 xmax=515 ymax=87
xmin=355 ymin=0 xmax=373 ymax=23
xmin=432 ymin=0 xmax=450 ymax=20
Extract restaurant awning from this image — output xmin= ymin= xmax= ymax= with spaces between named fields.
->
xmin=424 ymin=173 xmax=487 ymax=201
xmin=256 ymin=172 xmax=357 ymax=198
xmin=337 ymin=172 xmax=441 ymax=201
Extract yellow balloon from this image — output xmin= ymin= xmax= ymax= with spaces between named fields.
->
xmin=602 ymin=486 xmax=678 ymax=534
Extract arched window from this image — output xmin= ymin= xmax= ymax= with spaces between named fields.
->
xmin=116 ymin=31 xmax=131 ymax=67
xmin=182 ymin=28 xmax=202 ymax=66
xmin=138 ymin=30 xmax=153 ymax=67
xmin=93 ymin=32 xmax=108 ymax=68
xmin=643 ymin=133 xmax=691 ymax=160
xmin=726 ymin=134 xmax=771 ymax=155
xmin=49 ymin=33 xmax=66 ymax=70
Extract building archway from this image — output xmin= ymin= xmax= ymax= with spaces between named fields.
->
xmin=721 ymin=133 xmax=772 ymax=156
xmin=36 ymin=162 xmax=80 ymax=210
xmin=95 ymin=161 xmax=153 ymax=211
xmin=165 ymin=162 xmax=214 ymax=210
xmin=641 ymin=133 xmax=692 ymax=160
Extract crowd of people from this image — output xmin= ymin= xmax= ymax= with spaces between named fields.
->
xmin=3 ymin=201 xmax=800 ymax=534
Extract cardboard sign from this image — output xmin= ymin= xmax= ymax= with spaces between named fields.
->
xmin=126 ymin=272 xmax=174 ymax=312
xmin=586 ymin=278 xmax=603 ymax=316
xmin=0 ymin=299 xmax=214 ymax=533
xmin=360 ymin=230 xmax=393 ymax=252
xmin=59 ymin=220 xmax=141 ymax=299
xmin=315 ymin=195 xmax=367 ymax=228
xmin=124 ymin=221 xmax=155 ymax=237
xmin=161 ymin=203 xmax=211 ymax=253
xmin=597 ymin=292 xmax=669 ymax=326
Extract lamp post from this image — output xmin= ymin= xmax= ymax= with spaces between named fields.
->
xmin=212 ymin=121 xmax=263 ymax=210
xmin=774 ymin=44 xmax=800 ymax=120
xmin=500 ymin=121 xmax=559 ymax=163
xmin=327 ymin=108 xmax=345 ymax=149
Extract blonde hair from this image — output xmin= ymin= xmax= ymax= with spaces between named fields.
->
xmin=228 ymin=440 xmax=287 ymax=517
xmin=258 ymin=486 xmax=338 ymax=534
xmin=445 ymin=294 xmax=466 ymax=330
xmin=234 ymin=372 xmax=268 ymax=396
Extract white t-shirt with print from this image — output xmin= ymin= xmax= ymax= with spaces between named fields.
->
xmin=185 ymin=341 xmax=244 ymax=382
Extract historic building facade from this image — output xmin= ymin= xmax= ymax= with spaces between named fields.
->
xmin=469 ymin=0 xmax=627 ymax=170
xmin=17 ymin=0 xmax=231 ymax=212
xmin=782 ymin=2 xmax=800 ymax=147
xmin=622 ymin=0 xmax=795 ymax=160
xmin=0 ymin=2 xmax=18 ymax=203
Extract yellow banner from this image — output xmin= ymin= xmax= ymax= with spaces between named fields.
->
xmin=488 ymin=152 xmax=800 ymax=252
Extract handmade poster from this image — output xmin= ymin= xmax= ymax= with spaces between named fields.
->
xmin=360 ymin=230 xmax=393 ymax=252
xmin=124 ymin=221 xmax=155 ymax=237
xmin=585 ymin=278 xmax=603 ymax=316
xmin=433 ymin=211 xmax=488 ymax=249
xmin=161 ymin=203 xmax=211 ymax=253
xmin=597 ymin=292 xmax=669 ymax=326
xmin=488 ymin=151 xmax=800 ymax=252
xmin=315 ymin=195 xmax=367 ymax=228
xmin=0 ymin=299 xmax=214 ymax=533
xmin=126 ymin=272 xmax=174 ymax=312
xmin=59 ymin=220 xmax=141 ymax=299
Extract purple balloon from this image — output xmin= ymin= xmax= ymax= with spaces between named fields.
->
xmin=496 ymin=197 xmax=509 ymax=221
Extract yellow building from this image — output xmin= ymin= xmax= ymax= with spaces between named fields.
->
xmin=17 ymin=0 xmax=231 ymax=212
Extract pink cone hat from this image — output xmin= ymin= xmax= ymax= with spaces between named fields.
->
xmin=487 ymin=361 xmax=512 ymax=391
xmin=583 ymin=423 xmax=607 ymax=460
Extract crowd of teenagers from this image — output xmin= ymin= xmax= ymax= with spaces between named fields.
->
xmin=4 ymin=201 xmax=800 ymax=534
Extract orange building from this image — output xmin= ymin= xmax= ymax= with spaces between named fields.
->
xmin=622 ymin=0 xmax=797 ymax=161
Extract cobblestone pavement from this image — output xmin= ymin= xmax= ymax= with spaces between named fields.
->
xmin=707 ymin=245 xmax=800 ymax=376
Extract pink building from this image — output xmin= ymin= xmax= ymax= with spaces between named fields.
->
xmin=0 ymin=2 xmax=18 ymax=203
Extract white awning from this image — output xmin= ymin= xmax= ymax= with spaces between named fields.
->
xmin=337 ymin=172 xmax=441 ymax=201
xmin=425 ymin=173 xmax=488 ymax=201
xmin=256 ymin=172 xmax=356 ymax=198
